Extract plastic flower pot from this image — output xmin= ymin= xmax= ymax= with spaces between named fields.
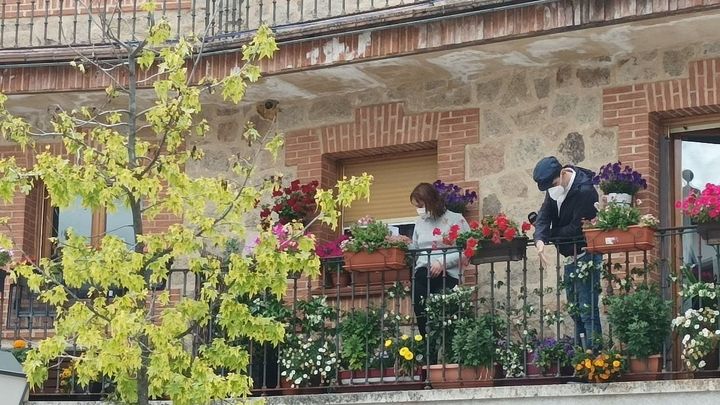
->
xmin=469 ymin=237 xmax=528 ymax=265
xmin=583 ymin=226 xmax=655 ymax=254
xmin=696 ymin=223 xmax=720 ymax=245
xmin=628 ymin=355 xmax=663 ymax=374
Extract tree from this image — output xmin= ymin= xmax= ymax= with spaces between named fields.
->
xmin=0 ymin=9 xmax=371 ymax=405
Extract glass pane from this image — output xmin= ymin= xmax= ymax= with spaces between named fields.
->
xmin=106 ymin=200 xmax=136 ymax=246
xmin=680 ymin=138 xmax=720 ymax=282
xmin=57 ymin=197 xmax=93 ymax=243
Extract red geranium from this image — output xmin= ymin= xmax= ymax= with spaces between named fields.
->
xmin=676 ymin=183 xmax=720 ymax=223
xmin=261 ymin=178 xmax=319 ymax=226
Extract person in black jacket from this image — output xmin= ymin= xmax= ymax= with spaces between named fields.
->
xmin=532 ymin=156 xmax=603 ymax=350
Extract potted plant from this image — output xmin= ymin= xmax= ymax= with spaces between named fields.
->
xmin=280 ymin=297 xmax=338 ymax=390
xmin=676 ymin=182 xmax=720 ymax=245
xmin=440 ymin=214 xmax=531 ymax=264
xmin=317 ymin=235 xmax=350 ymax=287
xmin=342 ymin=216 xmax=411 ymax=273
xmin=338 ymin=308 xmax=398 ymax=384
xmin=426 ymin=314 xmax=497 ymax=386
xmin=583 ymin=201 xmax=658 ymax=254
xmin=527 ymin=336 xmax=575 ymax=376
xmin=424 ymin=285 xmax=477 ymax=365
xmin=607 ymin=285 xmax=670 ymax=375
xmin=384 ymin=333 xmax=426 ymax=382
xmin=432 ymin=180 xmax=478 ymax=216
xmin=593 ymin=162 xmax=647 ymax=205
xmin=260 ymin=178 xmax=319 ymax=226
xmin=672 ymin=276 xmax=720 ymax=372
xmin=573 ymin=349 xmax=626 ymax=383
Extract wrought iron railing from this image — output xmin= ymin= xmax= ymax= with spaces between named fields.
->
xmin=2 ymin=226 xmax=720 ymax=399
xmin=0 ymin=0 xmax=430 ymax=49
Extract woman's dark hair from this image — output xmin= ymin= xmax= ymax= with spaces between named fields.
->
xmin=410 ymin=183 xmax=446 ymax=219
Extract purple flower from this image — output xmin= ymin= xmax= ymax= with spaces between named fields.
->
xmin=433 ymin=180 xmax=477 ymax=214
xmin=593 ymin=162 xmax=647 ymax=195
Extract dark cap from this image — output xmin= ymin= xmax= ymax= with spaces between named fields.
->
xmin=533 ymin=156 xmax=562 ymax=191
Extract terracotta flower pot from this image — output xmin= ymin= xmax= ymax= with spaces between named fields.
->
xmin=343 ymin=248 xmax=407 ymax=272
xmin=469 ymin=237 xmax=528 ymax=265
xmin=329 ymin=270 xmax=351 ymax=287
xmin=628 ymin=354 xmax=663 ymax=374
xmin=426 ymin=363 xmax=494 ymax=382
xmin=583 ymin=226 xmax=655 ymax=254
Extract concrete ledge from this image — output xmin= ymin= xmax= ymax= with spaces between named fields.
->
xmin=24 ymin=378 xmax=720 ymax=405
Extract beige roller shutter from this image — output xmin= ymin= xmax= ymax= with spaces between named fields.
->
xmin=342 ymin=152 xmax=438 ymax=227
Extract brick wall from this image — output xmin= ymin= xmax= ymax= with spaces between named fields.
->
xmin=603 ymin=58 xmax=720 ymax=219
xmin=285 ymin=102 xmax=480 ymax=245
xmin=5 ymin=0 xmax=720 ymax=93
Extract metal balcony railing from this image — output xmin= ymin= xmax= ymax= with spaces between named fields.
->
xmin=2 ymin=226 xmax=720 ymax=399
xmin=0 ymin=0 xmax=430 ymax=49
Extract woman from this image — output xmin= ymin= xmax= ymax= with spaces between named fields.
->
xmin=409 ymin=182 xmax=470 ymax=338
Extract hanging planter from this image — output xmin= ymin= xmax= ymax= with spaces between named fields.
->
xmin=469 ymin=237 xmax=528 ymax=265
xmin=583 ymin=226 xmax=655 ymax=254
xmin=696 ymin=222 xmax=720 ymax=245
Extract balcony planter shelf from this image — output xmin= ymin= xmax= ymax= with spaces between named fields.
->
xmin=696 ymin=222 xmax=720 ymax=245
xmin=338 ymin=368 xmax=421 ymax=385
xmin=469 ymin=237 xmax=528 ymax=265
xmin=583 ymin=226 xmax=655 ymax=254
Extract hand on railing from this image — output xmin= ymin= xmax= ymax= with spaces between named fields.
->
xmin=535 ymin=240 xmax=549 ymax=268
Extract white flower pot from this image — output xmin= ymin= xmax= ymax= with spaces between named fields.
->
xmin=607 ymin=193 xmax=633 ymax=206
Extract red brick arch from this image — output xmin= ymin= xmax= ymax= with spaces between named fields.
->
xmin=285 ymin=102 xmax=480 ymax=241
xmin=603 ymin=58 xmax=720 ymax=217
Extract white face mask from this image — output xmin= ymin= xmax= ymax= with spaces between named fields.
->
xmin=416 ymin=207 xmax=427 ymax=216
xmin=547 ymin=185 xmax=566 ymax=201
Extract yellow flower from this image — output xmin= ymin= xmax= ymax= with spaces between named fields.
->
xmin=594 ymin=359 xmax=604 ymax=367
xmin=385 ymin=339 xmax=393 ymax=348
xmin=399 ymin=347 xmax=409 ymax=356
xmin=13 ymin=340 xmax=27 ymax=350
xmin=401 ymin=334 xmax=409 ymax=341
xmin=404 ymin=351 xmax=414 ymax=361
xmin=414 ymin=334 xmax=423 ymax=342
xmin=602 ymin=354 xmax=609 ymax=360
xmin=575 ymin=363 xmax=583 ymax=371
xmin=612 ymin=360 xmax=621 ymax=368
xmin=584 ymin=359 xmax=592 ymax=368
xmin=615 ymin=354 xmax=621 ymax=358
xmin=600 ymin=372 xmax=609 ymax=380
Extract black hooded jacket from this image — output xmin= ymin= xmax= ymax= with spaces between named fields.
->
xmin=533 ymin=166 xmax=598 ymax=257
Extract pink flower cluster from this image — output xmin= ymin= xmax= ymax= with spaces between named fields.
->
xmin=676 ymin=183 xmax=720 ymax=223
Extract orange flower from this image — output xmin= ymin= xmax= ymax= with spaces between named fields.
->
xmin=13 ymin=339 xmax=27 ymax=350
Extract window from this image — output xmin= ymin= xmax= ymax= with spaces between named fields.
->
xmin=34 ymin=185 xmax=136 ymax=258
xmin=341 ymin=151 xmax=437 ymax=238
xmin=668 ymin=123 xmax=720 ymax=281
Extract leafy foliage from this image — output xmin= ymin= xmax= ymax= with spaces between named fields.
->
xmin=0 ymin=16 xmax=372 ymax=405
xmin=342 ymin=217 xmax=411 ymax=253
xmin=607 ymin=285 xmax=671 ymax=359
xmin=450 ymin=314 xmax=498 ymax=368
xmin=339 ymin=308 xmax=397 ymax=371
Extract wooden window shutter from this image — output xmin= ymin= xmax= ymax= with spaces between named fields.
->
xmin=341 ymin=152 xmax=437 ymax=227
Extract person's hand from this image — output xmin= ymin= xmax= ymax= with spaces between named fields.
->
xmin=430 ymin=260 xmax=445 ymax=277
xmin=536 ymin=240 xmax=549 ymax=267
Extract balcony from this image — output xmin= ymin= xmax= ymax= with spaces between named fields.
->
xmin=2 ymin=225 xmax=720 ymax=400
xmin=0 ymin=0 xmax=506 ymax=50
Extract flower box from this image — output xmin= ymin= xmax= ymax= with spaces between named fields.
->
xmin=583 ymin=226 xmax=655 ymax=254
xmin=696 ymin=223 xmax=720 ymax=245
xmin=343 ymin=248 xmax=407 ymax=272
xmin=469 ymin=237 xmax=528 ymax=265
xmin=425 ymin=364 xmax=493 ymax=388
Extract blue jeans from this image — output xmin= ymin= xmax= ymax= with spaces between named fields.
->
xmin=564 ymin=253 xmax=603 ymax=350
